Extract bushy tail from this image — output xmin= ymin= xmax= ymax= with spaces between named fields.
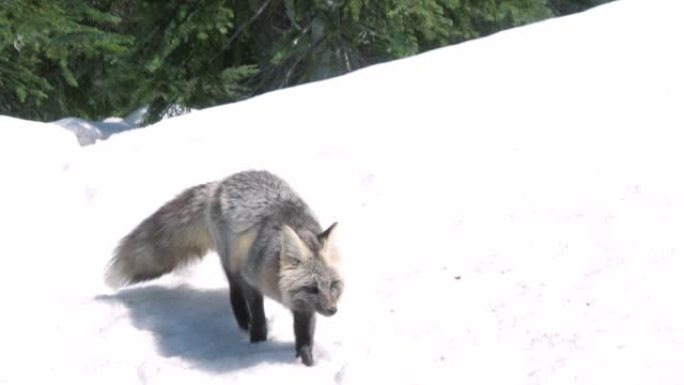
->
xmin=105 ymin=182 xmax=218 ymax=288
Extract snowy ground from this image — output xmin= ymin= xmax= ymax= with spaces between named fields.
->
xmin=2 ymin=0 xmax=684 ymax=384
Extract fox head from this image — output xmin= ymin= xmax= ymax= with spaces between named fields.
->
xmin=279 ymin=223 xmax=343 ymax=316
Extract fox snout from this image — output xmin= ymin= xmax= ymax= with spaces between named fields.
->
xmin=318 ymin=304 xmax=337 ymax=317
xmin=315 ymin=293 xmax=338 ymax=316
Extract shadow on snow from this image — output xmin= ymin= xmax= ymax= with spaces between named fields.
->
xmin=97 ymin=284 xmax=295 ymax=372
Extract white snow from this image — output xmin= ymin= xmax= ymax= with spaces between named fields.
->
xmin=2 ymin=0 xmax=684 ymax=383
xmin=51 ymin=106 xmax=197 ymax=146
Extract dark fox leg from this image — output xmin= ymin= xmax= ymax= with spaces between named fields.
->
xmin=211 ymin=219 xmax=251 ymax=332
xmin=293 ymin=311 xmax=316 ymax=366
xmin=226 ymin=274 xmax=250 ymax=331
xmin=243 ymin=284 xmax=267 ymax=342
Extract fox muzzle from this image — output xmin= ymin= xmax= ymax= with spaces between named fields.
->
xmin=318 ymin=305 xmax=337 ymax=316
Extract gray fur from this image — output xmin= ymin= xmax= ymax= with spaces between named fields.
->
xmin=105 ymin=181 xmax=218 ymax=287
xmin=105 ymin=170 xmax=343 ymax=366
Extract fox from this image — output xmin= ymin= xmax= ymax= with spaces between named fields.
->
xmin=104 ymin=170 xmax=343 ymax=366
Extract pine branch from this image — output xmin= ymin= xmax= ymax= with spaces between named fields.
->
xmin=214 ymin=0 xmax=275 ymax=59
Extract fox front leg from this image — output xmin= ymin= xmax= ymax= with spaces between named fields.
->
xmin=293 ymin=311 xmax=316 ymax=366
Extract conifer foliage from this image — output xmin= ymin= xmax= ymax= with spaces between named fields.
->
xmin=0 ymin=0 xmax=613 ymax=123
xmin=0 ymin=1 xmax=132 ymax=120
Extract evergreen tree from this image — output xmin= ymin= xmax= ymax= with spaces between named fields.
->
xmin=0 ymin=0 xmax=131 ymax=121
xmin=103 ymin=0 xmax=558 ymax=122
xmin=548 ymin=0 xmax=614 ymax=16
xmin=102 ymin=0 xmax=257 ymax=123
xmin=1 ymin=0 xmax=615 ymax=124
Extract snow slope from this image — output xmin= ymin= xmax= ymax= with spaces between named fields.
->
xmin=2 ymin=0 xmax=684 ymax=384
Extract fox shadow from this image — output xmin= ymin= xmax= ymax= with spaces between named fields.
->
xmin=96 ymin=284 xmax=295 ymax=372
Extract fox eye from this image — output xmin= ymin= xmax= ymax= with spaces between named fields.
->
xmin=330 ymin=280 xmax=342 ymax=296
xmin=304 ymin=286 xmax=319 ymax=294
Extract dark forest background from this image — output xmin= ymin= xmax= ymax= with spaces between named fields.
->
xmin=1 ymin=0 xmax=613 ymax=123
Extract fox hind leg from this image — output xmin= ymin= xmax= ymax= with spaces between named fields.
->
xmin=227 ymin=274 xmax=251 ymax=331
xmin=243 ymin=284 xmax=267 ymax=342
xmin=210 ymin=219 xmax=252 ymax=332
xmin=210 ymin=218 xmax=266 ymax=342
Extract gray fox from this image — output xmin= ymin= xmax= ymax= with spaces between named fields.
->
xmin=105 ymin=170 xmax=343 ymax=366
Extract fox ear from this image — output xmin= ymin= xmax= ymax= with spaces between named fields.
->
xmin=317 ymin=222 xmax=338 ymax=245
xmin=318 ymin=222 xmax=340 ymax=264
xmin=280 ymin=225 xmax=309 ymax=267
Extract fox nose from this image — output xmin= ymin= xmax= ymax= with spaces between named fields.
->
xmin=325 ymin=306 xmax=337 ymax=316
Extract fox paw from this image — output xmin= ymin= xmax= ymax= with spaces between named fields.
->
xmin=250 ymin=332 xmax=267 ymax=343
xmin=296 ymin=346 xmax=314 ymax=366
xmin=249 ymin=323 xmax=267 ymax=342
